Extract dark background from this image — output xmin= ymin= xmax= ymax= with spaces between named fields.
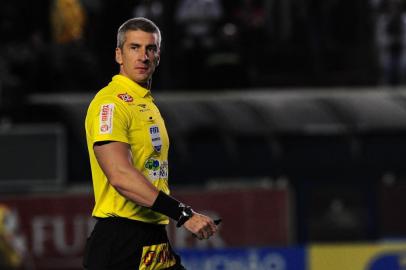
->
xmin=0 ymin=0 xmax=383 ymax=96
xmin=2 ymin=0 xmax=406 ymax=246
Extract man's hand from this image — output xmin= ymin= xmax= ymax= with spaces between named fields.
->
xmin=183 ymin=212 xmax=218 ymax=240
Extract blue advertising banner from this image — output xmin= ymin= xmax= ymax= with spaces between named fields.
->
xmin=177 ymin=247 xmax=306 ymax=270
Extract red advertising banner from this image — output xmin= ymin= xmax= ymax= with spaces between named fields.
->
xmin=0 ymin=187 xmax=290 ymax=269
xmin=168 ymin=188 xmax=291 ymax=249
xmin=0 ymin=193 xmax=94 ymax=269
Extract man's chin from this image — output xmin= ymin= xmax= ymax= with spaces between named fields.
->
xmin=132 ymin=76 xmax=150 ymax=87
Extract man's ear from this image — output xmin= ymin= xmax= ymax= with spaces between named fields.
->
xmin=156 ymin=55 xmax=160 ymax=66
xmin=155 ymin=49 xmax=161 ymax=66
xmin=115 ymin=47 xmax=123 ymax=65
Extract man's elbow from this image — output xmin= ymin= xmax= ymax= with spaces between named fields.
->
xmin=105 ymin=164 xmax=131 ymax=188
xmin=108 ymin=175 xmax=122 ymax=189
xmin=106 ymin=168 xmax=128 ymax=190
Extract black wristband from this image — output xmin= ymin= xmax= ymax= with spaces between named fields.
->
xmin=151 ymin=191 xmax=185 ymax=221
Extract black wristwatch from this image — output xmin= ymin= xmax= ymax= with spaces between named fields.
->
xmin=176 ymin=205 xmax=193 ymax=227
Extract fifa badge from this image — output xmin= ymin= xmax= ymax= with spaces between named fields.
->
xmin=149 ymin=124 xmax=162 ymax=152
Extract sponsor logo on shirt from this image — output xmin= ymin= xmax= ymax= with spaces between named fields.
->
xmin=137 ymin=103 xmax=151 ymax=112
xmin=117 ymin=93 xmax=133 ymax=102
xmin=159 ymin=161 xmax=168 ymax=179
xmin=99 ymin=104 xmax=114 ymax=134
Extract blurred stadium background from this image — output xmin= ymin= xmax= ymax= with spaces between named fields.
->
xmin=2 ymin=0 xmax=406 ymax=269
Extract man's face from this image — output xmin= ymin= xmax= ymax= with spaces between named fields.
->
xmin=115 ymin=30 xmax=160 ymax=87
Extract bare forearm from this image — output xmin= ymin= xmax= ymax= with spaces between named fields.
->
xmin=110 ymin=167 xmax=159 ymax=207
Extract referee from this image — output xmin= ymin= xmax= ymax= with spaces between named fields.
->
xmin=83 ymin=17 xmax=218 ymax=269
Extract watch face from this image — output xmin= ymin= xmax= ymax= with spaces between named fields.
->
xmin=183 ymin=207 xmax=193 ymax=217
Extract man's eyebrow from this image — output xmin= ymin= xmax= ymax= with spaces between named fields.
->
xmin=128 ymin=42 xmax=157 ymax=47
xmin=129 ymin=42 xmax=140 ymax=47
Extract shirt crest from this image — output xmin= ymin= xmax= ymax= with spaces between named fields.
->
xmin=117 ymin=93 xmax=133 ymax=102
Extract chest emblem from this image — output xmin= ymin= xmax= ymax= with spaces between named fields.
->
xmin=149 ymin=124 xmax=162 ymax=152
xmin=144 ymin=159 xmax=168 ymax=181
xmin=117 ymin=93 xmax=133 ymax=102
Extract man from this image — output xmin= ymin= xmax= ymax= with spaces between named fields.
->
xmin=83 ymin=17 xmax=218 ymax=269
xmin=0 ymin=204 xmax=24 ymax=269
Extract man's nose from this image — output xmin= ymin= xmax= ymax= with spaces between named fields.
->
xmin=139 ymin=48 xmax=149 ymax=62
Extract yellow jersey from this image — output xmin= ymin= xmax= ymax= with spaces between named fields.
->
xmin=85 ymin=75 xmax=170 ymax=224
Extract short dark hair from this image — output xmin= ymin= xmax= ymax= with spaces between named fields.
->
xmin=116 ymin=17 xmax=161 ymax=49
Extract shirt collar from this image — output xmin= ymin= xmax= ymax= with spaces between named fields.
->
xmin=112 ymin=74 xmax=153 ymax=100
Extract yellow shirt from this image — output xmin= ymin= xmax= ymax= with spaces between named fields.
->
xmin=85 ymin=75 xmax=170 ymax=224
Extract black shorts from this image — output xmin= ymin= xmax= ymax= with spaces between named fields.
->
xmin=83 ymin=217 xmax=186 ymax=270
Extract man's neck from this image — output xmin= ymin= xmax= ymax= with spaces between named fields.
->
xmin=118 ymin=73 xmax=151 ymax=90
xmin=142 ymin=79 xmax=151 ymax=90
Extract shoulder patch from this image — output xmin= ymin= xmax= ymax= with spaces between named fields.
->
xmin=99 ymin=103 xmax=114 ymax=134
xmin=117 ymin=93 xmax=133 ymax=102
